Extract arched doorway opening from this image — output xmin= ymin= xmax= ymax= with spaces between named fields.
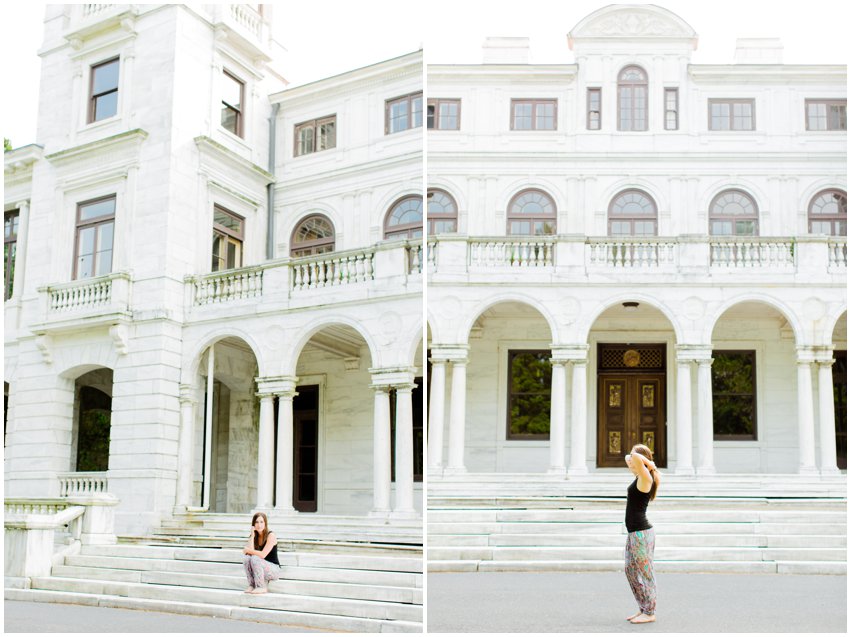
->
xmin=72 ymin=369 xmax=113 ymax=472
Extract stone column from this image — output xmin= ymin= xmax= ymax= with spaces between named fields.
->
xmin=548 ymin=359 xmax=567 ymax=474
xmin=11 ymin=200 xmax=30 ymax=300
xmin=446 ymin=359 xmax=468 ymax=473
xmin=675 ymin=357 xmax=694 ymax=475
xmin=817 ymin=355 xmax=839 ymax=475
xmin=372 ymin=385 xmax=392 ymax=514
xmin=256 ymin=393 xmax=276 ymax=509
xmin=427 ymin=358 xmax=447 ymax=471
xmin=696 ymin=357 xmax=715 ymax=475
xmin=797 ymin=349 xmax=818 ymax=474
xmin=175 ymin=384 xmax=197 ymax=509
xmin=568 ymin=358 xmax=588 ymax=475
xmin=275 ymin=388 xmax=297 ymax=511
xmin=203 ymin=346 xmax=215 ymax=509
xmin=394 ymin=383 xmax=416 ymax=515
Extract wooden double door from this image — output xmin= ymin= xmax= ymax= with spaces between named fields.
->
xmin=597 ymin=374 xmax=667 ymax=468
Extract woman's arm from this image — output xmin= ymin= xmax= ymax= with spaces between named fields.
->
xmin=243 ymin=530 xmax=255 ymax=554
xmin=630 ymin=454 xmax=654 ymax=492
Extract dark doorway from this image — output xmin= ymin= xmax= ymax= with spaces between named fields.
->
xmin=834 ymin=351 xmax=847 ymax=470
xmin=293 ymin=385 xmax=319 ymax=512
xmin=76 ymin=386 xmax=112 ymax=472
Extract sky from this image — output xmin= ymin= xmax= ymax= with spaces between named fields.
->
xmin=1 ymin=1 xmax=848 ymax=149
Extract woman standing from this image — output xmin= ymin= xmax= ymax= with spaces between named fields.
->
xmin=624 ymin=444 xmax=660 ymax=624
xmin=242 ymin=512 xmax=281 ymax=594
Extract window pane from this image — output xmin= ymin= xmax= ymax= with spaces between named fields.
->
xmin=735 ymin=220 xmax=755 ymax=235
xmin=214 ymin=208 xmax=243 ymax=234
xmin=513 ymin=103 xmax=532 ymax=130
xmin=811 ymin=221 xmax=832 ymax=234
xmin=390 ymin=100 xmax=408 ymax=132
xmin=510 ymin=220 xmax=531 ymax=234
xmin=94 ymin=92 xmax=118 ymax=121
xmin=80 ymin=198 xmax=115 ymax=221
xmin=433 ymin=220 xmax=456 ymax=233
xmin=77 ymin=227 xmax=96 ymax=279
xmin=508 ymin=352 xmax=551 ymax=437
xmin=712 ymin=351 xmax=756 ymax=438
xmin=92 ymin=59 xmax=119 ymax=94
xmin=319 ymin=121 xmax=335 ymax=149
xmin=427 ymin=104 xmax=435 ymax=129
xmin=221 ymin=106 xmax=238 ymax=134
xmin=439 ymin=102 xmax=458 ymax=129
xmin=226 ymin=240 xmax=238 ymax=269
xmin=711 ymin=220 xmax=732 ymax=235
xmin=611 ymin=221 xmax=631 ymax=235
xmin=536 ymin=103 xmax=555 ymax=129
xmin=222 ymin=73 xmax=242 ymax=109
xmin=412 ymin=95 xmax=423 ymax=128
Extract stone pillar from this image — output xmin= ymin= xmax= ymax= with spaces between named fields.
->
xmin=446 ymin=359 xmax=468 ymax=473
xmin=371 ymin=385 xmax=392 ymax=514
xmin=568 ymin=358 xmax=588 ymax=475
xmin=427 ymin=358 xmax=447 ymax=471
xmin=796 ymin=349 xmax=818 ymax=474
xmin=175 ymin=384 xmax=197 ymax=510
xmin=817 ymin=355 xmax=839 ymax=475
xmin=696 ymin=357 xmax=716 ymax=475
xmin=203 ymin=346 xmax=215 ymax=509
xmin=256 ymin=393 xmax=276 ymax=509
xmin=393 ymin=383 xmax=416 ymax=515
xmin=275 ymin=388 xmax=298 ymax=511
xmin=548 ymin=359 xmax=567 ymax=474
xmin=11 ymin=200 xmax=30 ymax=300
xmin=675 ymin=357 xmax=694 ymax=475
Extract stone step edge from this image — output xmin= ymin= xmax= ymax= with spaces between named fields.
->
xmin=121 ymin=535 xmax=423 ymax=551
xmin=425 ymin=560 xmax=847 ymax=575
xmin=4 ymin=587 xmax=422 ymax=633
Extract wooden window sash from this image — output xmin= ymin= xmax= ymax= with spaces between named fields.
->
xmin=510 ymin=99 xmax=557 ymax=131
xmin=74 ymin=196 xmax=116 ymax=280
xmin=805 ymin=99 xmax=847 ymax=131
xmin=385 ymin=92 xmax=423 ymax=135
xmin=222 ymin=70 xmax=244 ymax=137
xmin=708 ymin=99 xmax=755 ymax=131
xmin=88 ymin=57 xmax=120 ymax=123
xmin=664 ymin=88 xmax=679 ymax=131
xmin=587 ymin=88 xmax=601 ymax=130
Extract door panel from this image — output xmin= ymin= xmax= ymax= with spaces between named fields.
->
xmin=598 ymin=374 xmax=666 ymax=468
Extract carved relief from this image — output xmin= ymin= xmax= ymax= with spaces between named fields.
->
xmin=609 ymin=431 xmax=622 ymax=454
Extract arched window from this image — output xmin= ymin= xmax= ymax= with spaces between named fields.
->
xmin=608 ymin=189 xmax=657 ymax=236
xmin=507 ymin=189 xmax=557 ymax=235
xmin=427 ymin=189 xmax=457 ymax=234
xmin=809 ymin=189 xmax=847 ymax=236
xmin=291 ymin=214 xmax=335 ymax=257
xmin=618 ymin=66 xmax=648 ymax=132
xmin=709 ymin=190 xmax=759 ymax=236
xmin=384 ymin=196 xmax=423 ymax=239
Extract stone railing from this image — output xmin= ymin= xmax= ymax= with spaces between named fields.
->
xmin=38 ymin=271 xmax=131 ymax=319
xmin=709 ymin=238 xmax=795 ymax=268
xmin=291 ymin=248 xmax=375 ymax=291
xmin=191 ymin=266 xmax=264 ymax=306
xmin=408 ymin=241 xmax=424 ymax=274
xmin=828 ymin=240 xmax=847 ymax=270
xmin=427 ymin=241 xmax=437 ymax=271
xmin=58 ymin=472 xmax=109 ymax=497
xmin=587 ymin=238 xmax=677 ymax=268
xmin=229 ymin=4 xmax=263 ymax=38
xmin=469 ymin=238 xmax=555 ymax=268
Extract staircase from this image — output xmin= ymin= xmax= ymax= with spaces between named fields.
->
xmin=427 ymin=473 xmax=846 ymax=575
xmin=7 ymin=514 xmax=423 ymax=632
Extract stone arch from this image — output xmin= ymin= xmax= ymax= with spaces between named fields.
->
xmin=183 ymin=327 xmax=266 ymax=384
xmin=53 ymin=343 xmax=121 ymax=380
xmin=404 ymin=318 xmax=425 ymax=368
xmin=460 ymin=293 xmax=559 ymax=345
xmin=283 ymin=316 xmax=379 ymax=376
xmin=499 ymin=179 xmax=564 ymax=216
xmin=826 ymin=307 xmax=848 ymax=347
xmin=599 ymin=178 xmax=668 ymax=221
xmin=576 ymin=294 xmax=684 ymax=345
xmin=704 ymin=293 xmax=805 ymax=347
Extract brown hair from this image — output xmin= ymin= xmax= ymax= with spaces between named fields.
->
xmin=251 ymin=512 xmax=271 ymax=548
xmin=631 ymin=444 xmax=660 ymax=501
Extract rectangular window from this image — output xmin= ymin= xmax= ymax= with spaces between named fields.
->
xmin=294 ymin=115 xmax=336 ymax=156
xmin=211 ymin=205 xmax=244 ymax=272
xmin=74 ymin=196 xmax=116 ymax=280
xmin=389 ymin=377 xmax=424 ymax=483
xmin=385 ymin=92 xmax=423 ymax=134
xmin=507 ymin=350 xmax=552 ymax=440
xmin=806 ymin=99 xmax=847 ymax=131
xmin=709 ymin=99 xmax=755 ymax=131
xmin=221 ymin=70 xmax=244 ymax=137
xmin=587 ymin=88 xmax=601 ymax=130
xmin=427 ymin=99 xmax=460 ymax=130
xmin=4 ymin=209 xmax=19 ymax=300
xmin=664 ymin=88 xmax=679 ymax=130
xmin=511 ymin=99 xmax=557 ymax=131
xmin=89 ymin=58 xmax=119 ymax=123
xmin=712 ymin=350 xmax=757 ymax=440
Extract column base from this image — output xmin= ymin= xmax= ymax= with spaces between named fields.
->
xmin=547 ymin=467 xmax=567 ymax=476
xmin=443 ymin=466 xmax=467 ymax=475
xmin=695 ymin=466 xmax=716 ymax=476
xmin=674 ymin=466 xmax=695 ymax=476
xmin=820 ymin=467 xmax=840 ymax=476
xmin=798 ymin=466 xmax=819 ymax=476
xmin=567 ymin=465 xmax=588 ymax=476
xmin=368 ymin=509 xmax=391 ymax=519
xmin=427 ymin=465 xmax=445 ymax=478
xmin=272 ymin=506 xmax=298 ymax=515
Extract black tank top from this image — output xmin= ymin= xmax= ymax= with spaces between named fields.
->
xmin=254 ymin=536 xmax=280 ymax=566
xmin=625 ymin=477 xmax=653 ymax=532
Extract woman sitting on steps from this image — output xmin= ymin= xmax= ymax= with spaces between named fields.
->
xmin=242 ymin=511 xmax=281 ymax=594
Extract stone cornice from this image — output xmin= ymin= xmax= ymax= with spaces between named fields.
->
xmin=194 ymin=136 xmax=275 ymax=184
xmin=689 ymin=64 xmax=846 ymax=83
xmin=4 ymin=145 xmax=44 ymax=178
xmin=44 ymin=129 xmax=148 ymax=168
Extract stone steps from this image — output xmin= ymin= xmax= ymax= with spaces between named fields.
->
xmin=428 ymin=522 xmax=847 ymax=535
xmin=429 ymin=533 xmax=847 ymax=548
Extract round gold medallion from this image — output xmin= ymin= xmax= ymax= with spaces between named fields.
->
xmin=623 ymin=349 xmax=641 ymax=367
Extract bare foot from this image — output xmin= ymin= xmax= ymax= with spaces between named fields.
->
xmin=626 ymin=611 xmax=642 ymax=621
xmin=243 ymin=587 xmax=254 ymax=593
xmin=630 ymin=614 xmax=656 ymax=624
xmin=250 ymin=588 xmax=268 ymax=595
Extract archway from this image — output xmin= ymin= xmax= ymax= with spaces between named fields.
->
xmin=72 ymin=369 xmax=113 ymax=473
xmin=831 ymin=312 xmax=847 ymax=469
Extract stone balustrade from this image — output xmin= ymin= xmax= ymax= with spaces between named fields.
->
xmin=587 ymin=238 xmax=677 ymax=268
xmin=408 ymin=241 xmax=424 ymax=274
xmin=469 ymin=237 xmax=555 ymax=268
xmin=291 ymin=248 xmax=375 ymax=291
xmin=191 ymin=266 xmax=264 ymax=305
xmin=58 ymin=472 xmax=109 ymax=497
xmin=38 ymin=271 xmax=132 ymax=322
xmin=828 ymin=240 xmax=847 ymax=270
xmin=709 ymin=238 xmax=795 ymax=268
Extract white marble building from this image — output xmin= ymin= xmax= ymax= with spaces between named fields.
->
xmin=4 ymin=4 xmax=423 ymax=535
xmin=426 ymin=5 xmax=846 ymax=481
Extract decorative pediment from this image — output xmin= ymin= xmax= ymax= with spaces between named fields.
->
xmin=569 ymin=5 xmax=697 ymax=46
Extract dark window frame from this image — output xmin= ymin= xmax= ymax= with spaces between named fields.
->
xmin=664 ymin=87 xmax=679 ymax=131
xmin=293 ymin=114 xmax=337 ymax=157
xmin=506 ymin=349 xmax=552 ymax=441
xmin=587 ymin=88 xmax=602 ymax=130
xmin=290 ymin=214 xmax=335 ymax=257
xmin=73 ymin=195 xmax=116 ymax=280
xmin=4 ymin=209 xmax=19 ymax=300
xmin=805 ymin=99 xmax=847 ymax=131
xmin=385 ymin=92 xmax=423 ymax=135
xmin=709 ymin=189 xmax=759 ymax=236
xmin=221 ymin=70 xmax=245 ymax=138
xmin=427 ymin=98 xmax=461 ymax=131
xmin=507 ymin=188 xmax=557 ymax=236
xmin=510 ymin=98 xmax=557 ymax=131
xmin=712 ymin=350 xmax=757 ymax=441
xmin=608 ymin=189 xmax=658 ymax=236
xmin=427 ymin=189 xmax=458 ymax=235
xmin=808 ymin=189 xmax=847 ymax=236
xmin=708 ymin=98 xmax=755 ymax=131
xmin=88 ymin=57 xmax=120 ymax=124
xmin=384 ymin=195 xmax=423 ymax=240
xmin=211 ymin=204 xmax=244 ymax=272
xmin=617 ymin=65 xmax=648 ymax=132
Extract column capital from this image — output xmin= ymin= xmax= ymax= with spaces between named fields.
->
xmin=429 ymin=344 xmax=469 ymax=362
xmin=550 ymin=344 xmax=588 ymax=363
xmin=796 ymin=347 xmax=817 ymax=365
xmin=393 ymin=383 xmax=417 ymax=393
xmin=255 ymin=375 xmax=299 ymax=396
xmin=369 ymin=366 xmax=417 ymax=388
xmin=814 ymin=345 xmax=836 ymax=365
xmin=676 ymin=344 xmax=712 ymax=363
xmin=14 ymin=200 xmax=30 ymax=211
xmin=178 ymin=384 xmax=198 ymax=404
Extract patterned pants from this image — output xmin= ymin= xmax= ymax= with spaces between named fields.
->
xmin=243 ymin=555 xmax=281 ymax=589
xmin=624 ymin=528 xmax=656 ymax=615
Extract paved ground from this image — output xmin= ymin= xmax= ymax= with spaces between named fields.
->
xmin=3 ymin=601 xmax=323 ymax=633
xmin=427 ymin=571 xmax=847 ymax=633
